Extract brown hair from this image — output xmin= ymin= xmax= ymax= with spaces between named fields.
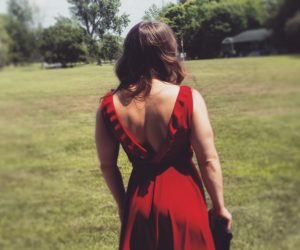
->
xmin=113 ymin=21 xmax=186 ymax=99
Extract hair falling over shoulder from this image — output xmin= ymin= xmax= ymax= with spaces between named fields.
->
xmin=113 ymin=21 xmax=186 ymax=100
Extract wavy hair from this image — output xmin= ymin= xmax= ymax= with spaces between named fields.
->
xmin=112 ymin=21 xmax=186 ymax=99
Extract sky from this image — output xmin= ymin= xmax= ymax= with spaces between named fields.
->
xmin=0 ymin=0 xmax=177 ymax=36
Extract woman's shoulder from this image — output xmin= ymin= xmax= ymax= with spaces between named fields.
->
xmin=97 ymin=88 xmax=117 ymax=118
xmin=189 ymin=87 xmax=208 ymax=117
xmin=99 ymin=88 xmax=115 ymax=103
xmin=191 ymin=87 xmax=205 ymax=101
xmin=178 ymin=85 xmax=207 ymax=116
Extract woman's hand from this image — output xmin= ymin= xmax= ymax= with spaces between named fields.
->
xmin=210 ymin=206 xmax=232 ymax=230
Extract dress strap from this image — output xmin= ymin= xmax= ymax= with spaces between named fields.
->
xmin=99 ymin=90 xmax=116 ymax=139
xmin=180 ymin=85 xmax=193 ymax=129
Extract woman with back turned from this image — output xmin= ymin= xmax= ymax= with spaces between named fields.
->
xmin=95 ymin=21 xmax=232 ymax=250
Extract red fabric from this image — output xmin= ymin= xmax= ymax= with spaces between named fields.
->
xmin=100 ymin=85 xmax=215 ymax=250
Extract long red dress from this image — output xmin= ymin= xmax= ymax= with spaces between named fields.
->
xmin=100 ymin=85 xmax=215 ymax=250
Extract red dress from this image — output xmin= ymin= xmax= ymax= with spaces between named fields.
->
xmin=100 ymin=85 xmax=215 ymax=250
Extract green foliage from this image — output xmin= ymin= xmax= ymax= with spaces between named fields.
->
xmin=153 ymin=0 xmax=269 ymax=58
xmin=194 ymin=0 xmax=268 ymax=58
xmin=270 ymin=0 xmax=300 ymax=51
xmin=284 ymin=11 xmax=300 ymax=52
xmin=0 ymin=15 xmax=11 ymax=67
xmin=5 ymin=0 xmax=39 ymax=64
xmin=244 ymin=0 xmax=268 ymax=28
xmin=197 ymin=0 xmax=248 ymax=58
xmin=160 ymin=3 xmax=187 ymax=38
xmin=156 ymin=1 xmax=202 ymax=54
xmin=99 ymin=34 xmax=122 ymax=62
xmin=7 ymin=0 xmax=34 ymax=28
xmin=263 ymin=0 xmax=284 ymax=26
xmin=143 ymin=4 xmax=161 ymax=21
xmin=39 ymin=18 xmax=88 ymax=66
xmin=84 ymin=36 xmax=102 ymax=64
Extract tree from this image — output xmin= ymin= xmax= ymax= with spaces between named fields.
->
xmin=39 ymin=17 xmax=88 ymax=66
xmin=0 ymin=14 xmax=11 ymax=67
xmin=159 ymin=1 xmax=200 ymax=56
xmin=67 ymin=0 xmax=129 ymax=63
xmin=197 ymin=1 xmax=249 ymax=58
xmin=263 ymin=0 xmax=285 ymax=25
xmin=67 ymin=0 xmax=129 ymax=39
xmin=284 ymin=11 xmax=300 ymax=52
xmin=269 ymin=0 xmax=300 ymax=51
xmin=160 ymin=3 xmax=186 ymax=39
xmin=157 ymin=0 xmax=268 ymax=59
xmin=143 ymin=4 xmax=161 ymax=21
xmin=5 ymin=0 xmax=40 ymax=64
xmin=99 ymin=34 xmax=122 ymax=62
xmin=244 ymin=0 xmax=268 ymax=29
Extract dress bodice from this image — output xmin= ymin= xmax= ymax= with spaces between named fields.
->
xmin=100 ymin=85 xmax=194 ymax=171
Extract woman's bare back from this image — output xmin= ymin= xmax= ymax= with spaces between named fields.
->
xmin=112 ymin=79 xmax=181 ymax=153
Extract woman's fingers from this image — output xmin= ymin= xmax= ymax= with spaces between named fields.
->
xmin=212 ymin=206 xmax=232 ymax=231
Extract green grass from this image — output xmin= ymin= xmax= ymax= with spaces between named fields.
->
xmin=0 ymin=55 xmax=299 ymax=250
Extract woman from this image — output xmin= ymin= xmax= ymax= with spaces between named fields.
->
xmin=95 ymin=21 xmax=232 ymax=250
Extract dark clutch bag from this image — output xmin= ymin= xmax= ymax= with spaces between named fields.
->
xmin=208 ymin=209 xmax=233 ymax=250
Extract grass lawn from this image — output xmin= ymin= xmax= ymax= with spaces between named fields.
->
xmin=0 ymin=55 xmax=299 ymax=250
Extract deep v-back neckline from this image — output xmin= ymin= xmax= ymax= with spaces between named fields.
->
xmin=110 ymin=85 xmax=182 ymax=158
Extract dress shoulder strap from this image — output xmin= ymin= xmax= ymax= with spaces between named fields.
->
xmin=180 ymin=85 xmax=193 ymax=129
xmin=99 ymin=90 xmax=116 ymax=139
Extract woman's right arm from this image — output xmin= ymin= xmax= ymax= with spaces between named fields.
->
xmin=95 ymin=103 xmax=126 ymax=223
xmin=190 ymin=88 xmax=232 ymax=230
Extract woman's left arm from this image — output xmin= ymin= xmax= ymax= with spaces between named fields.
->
xmin=95 ymin=104 xmax=126 ymax=220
